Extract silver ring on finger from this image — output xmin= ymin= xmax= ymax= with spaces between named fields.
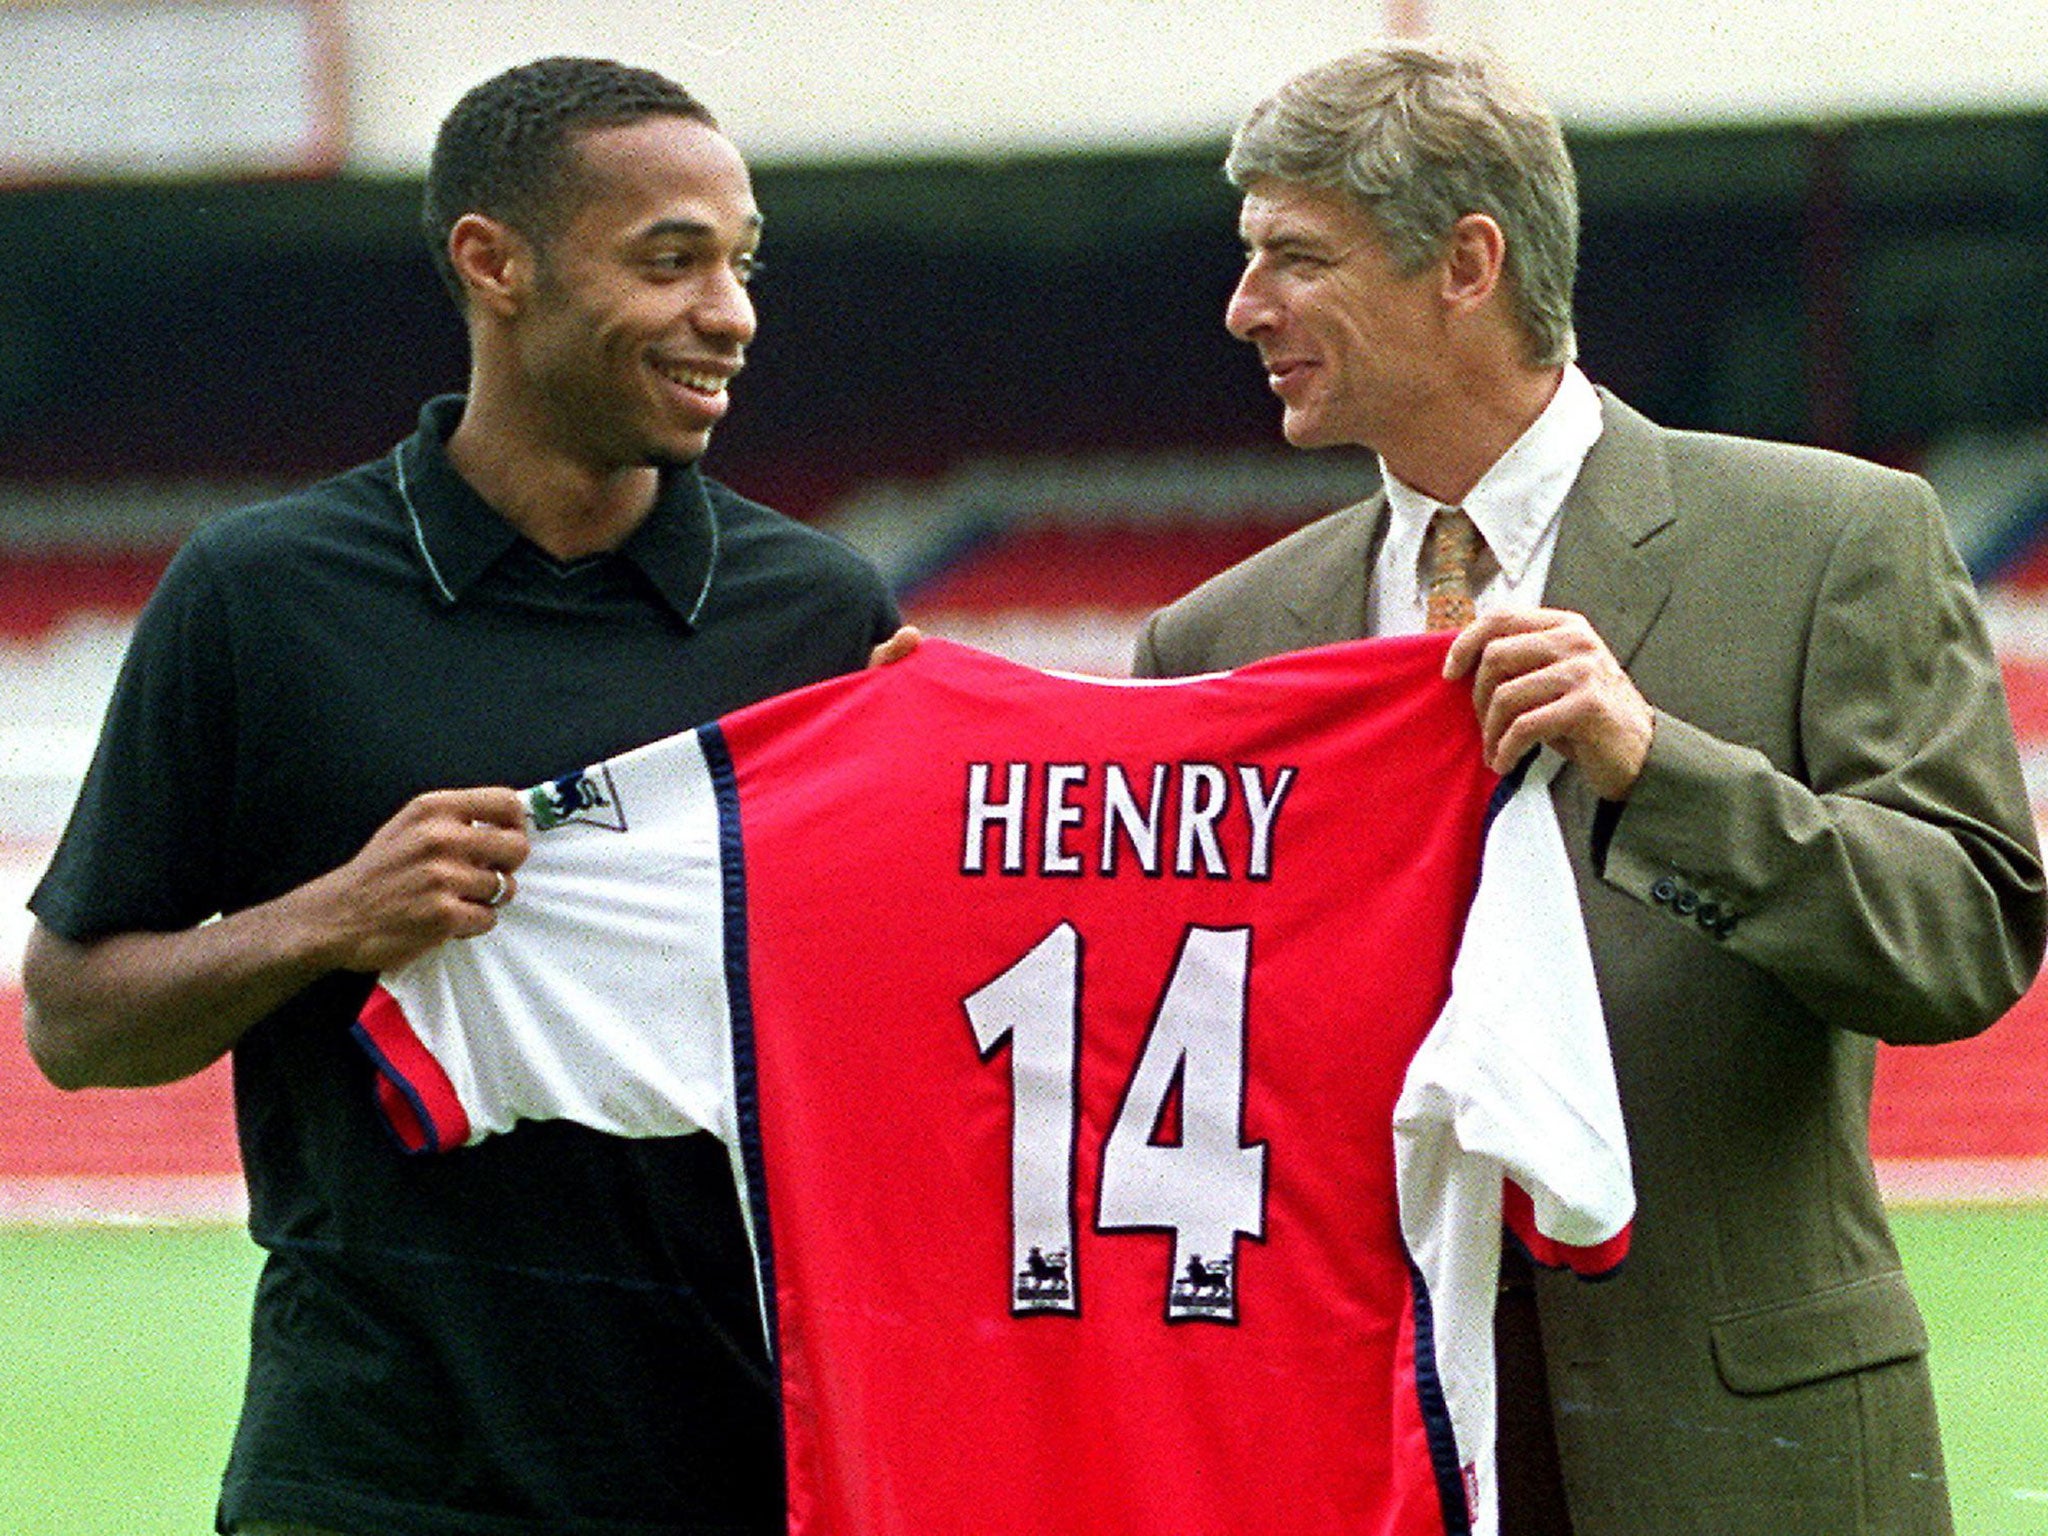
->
xmin=486 ymin=868 xmax=510 ymax=908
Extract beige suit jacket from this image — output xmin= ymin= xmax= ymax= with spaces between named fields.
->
xmin=1135 ymin=391 xmax=2046 ymax=1535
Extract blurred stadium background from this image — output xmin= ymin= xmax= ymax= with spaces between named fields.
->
xmin=3 ymin=0 xmax=2047 ymax=1530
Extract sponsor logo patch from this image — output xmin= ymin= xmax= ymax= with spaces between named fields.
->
xmin=528 ymin=764 xmax=627 ymax=832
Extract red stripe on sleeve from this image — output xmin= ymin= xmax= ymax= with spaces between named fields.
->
xmin=355 ymin=984 xmax=473 ymax=1154
xmin=1502 ymin=1178 xmax=1631 ymax=1278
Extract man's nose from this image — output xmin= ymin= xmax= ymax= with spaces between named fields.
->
xmin=1225 ymin=266 xmax=1274 ymax=342
xmin=697 ymin=266 xmax=757 ymax=346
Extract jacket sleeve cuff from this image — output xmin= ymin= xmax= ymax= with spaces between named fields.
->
xmin=1597 ymin=710 xmax=1765 ymax=943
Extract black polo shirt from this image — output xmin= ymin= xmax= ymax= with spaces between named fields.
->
xmin=32 ymin=395 xmax=900 ymax=1536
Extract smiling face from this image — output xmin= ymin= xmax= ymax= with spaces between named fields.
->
xmin=511 ymin=114 xmax=761 ymax=471
xmin=1225 ymin=179 xmax=1450 ymax=454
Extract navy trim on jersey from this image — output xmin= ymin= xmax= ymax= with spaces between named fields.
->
xmin=701 ymin=720 xmax=783 ymax=1363
xmin=1406 ymin=1255 xmax=1476 ymax=1536
xmin=351 ymin=1022 xmax=445 ymax=1154
xmin=1484 ymin=748 xmax=1536 ymax=833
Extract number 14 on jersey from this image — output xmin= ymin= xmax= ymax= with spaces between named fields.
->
xmin=965 ymin=921 xmax=1269 ymax=1324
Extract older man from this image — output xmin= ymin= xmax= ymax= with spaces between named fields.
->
xmin=1136 ymin=39 xmax=2044 ymax=1536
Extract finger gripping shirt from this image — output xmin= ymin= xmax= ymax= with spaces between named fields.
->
xmin=356 ymin=634 xmax=1633 ymax=1536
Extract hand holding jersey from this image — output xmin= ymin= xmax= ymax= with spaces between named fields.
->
xmin=301 ymin=786 xmax=531 ymax=969
xmin=865 ymin=623 xmax=923 ymax=669
xmin=1442 ymin=609 xmax=1655 ymax=800
xmin=21 ymin=783 xmax=532 ymax=1090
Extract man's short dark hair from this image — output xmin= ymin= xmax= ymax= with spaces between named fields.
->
xmin=422 ymin=56 xmax=717 ymax=306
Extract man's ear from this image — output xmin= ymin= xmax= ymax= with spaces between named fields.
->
xmin=1438 ymin=212 xmax=1509 ymax=315
xmin=447 ymin=213 xmax=534 ymax=319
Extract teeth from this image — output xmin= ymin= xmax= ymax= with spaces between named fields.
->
xmin=656 ymin=362 xmax=728 ymax=394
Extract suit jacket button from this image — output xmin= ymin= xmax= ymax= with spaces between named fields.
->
xmin=1696 ymin=900 xmax=1722 ymax=927
xmin=1715 ymin=912 xmax=1739 ymax=938
xmin=1651 ymin=876 xmax=1678 ymax=905
xmin=1674 ymin=888 xmax=1699 ymax=916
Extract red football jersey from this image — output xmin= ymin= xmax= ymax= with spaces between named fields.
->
xmin=358 ymin=635 xmax=1632 ymax=1536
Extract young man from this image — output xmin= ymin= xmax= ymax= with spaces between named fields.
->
xmin=24 ymin=57 xmax=901 ymax=1535
xmin=1135 ymin=39 xmax=2045 ymax=1536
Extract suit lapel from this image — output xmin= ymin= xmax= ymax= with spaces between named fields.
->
xmin=1280 ymin=493 xmax=1388 ymax=648
xmin=1543 ymin=390 xmax=1679 ymax=666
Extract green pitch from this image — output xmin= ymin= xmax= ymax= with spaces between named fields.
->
xmin=2 ymin=1209 xmax=2044 ymax=1534
xmin=1894 ymin=1206 xmax=2048 ymax=1532
xmin=0 ymin=1225 xmax=258 ymax=1535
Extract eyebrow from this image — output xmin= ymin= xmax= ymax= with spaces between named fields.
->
xmin=642 ymin=214 xmax=765 ymax=241
xmin=1243 ymin=227 xmax=1327 ymax=254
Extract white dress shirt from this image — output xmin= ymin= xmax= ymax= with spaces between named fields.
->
xmin=1371 ymin=365 xmax=1605 ymax=637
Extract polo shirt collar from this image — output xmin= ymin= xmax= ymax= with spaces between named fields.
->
xmin=393 ymin=394 xmax=721 ymax=627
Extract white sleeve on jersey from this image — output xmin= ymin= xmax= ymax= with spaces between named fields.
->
xmin=1406 ymin=747 xmax=1632 ymax=1245
xmin=370 ymin=729 xmax=743 ymax=1149
xmin=1391 ymin=747 xmax=1634 ymax=1536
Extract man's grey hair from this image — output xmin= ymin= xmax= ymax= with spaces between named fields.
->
xmin=1226 ymin=39 xmax=1579 ymax=367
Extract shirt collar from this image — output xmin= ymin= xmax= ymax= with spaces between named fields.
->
xmin=1379 ymin=364 xmax=1604 ymax=585
xmin=392 ymin=394 xmax=721 ymax=627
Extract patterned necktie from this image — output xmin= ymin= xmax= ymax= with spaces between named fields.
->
xmin=1424 ymin=507 xmax=1481 ymax=631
